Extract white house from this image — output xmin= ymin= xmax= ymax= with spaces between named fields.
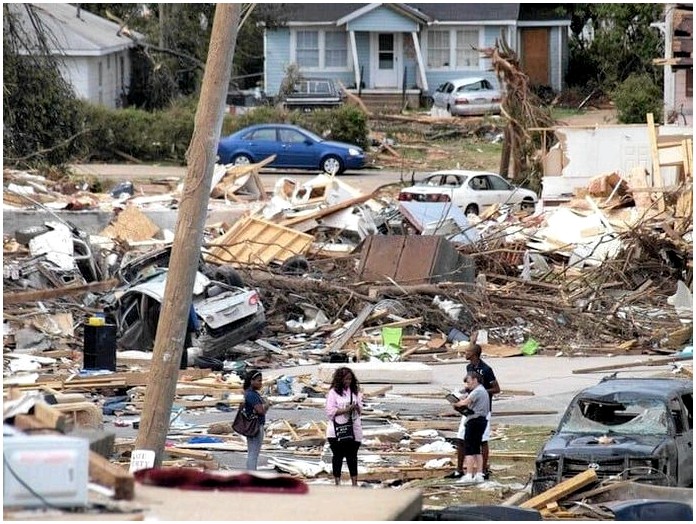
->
xmin=6 ymin=3 xmax=140 ymax=108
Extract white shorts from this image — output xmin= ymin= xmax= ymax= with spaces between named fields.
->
xmin=457 ymin=412 xmax=491 ymax=442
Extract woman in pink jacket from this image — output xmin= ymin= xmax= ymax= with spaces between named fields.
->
xmin=325 ymin=366 xmax=363 ymax=486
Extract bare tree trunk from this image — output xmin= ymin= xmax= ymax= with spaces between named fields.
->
xmin=134 ymin=3 xmax=241 ymax=465
xmin=499 ymin=127 xmax=511 ymax=178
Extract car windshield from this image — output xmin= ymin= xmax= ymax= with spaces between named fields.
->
xmin=559 ymin=398 xmax=669 ymax=436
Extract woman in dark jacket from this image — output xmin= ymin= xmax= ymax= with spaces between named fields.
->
xmin=243 ymin=369 xmax=270 ymax=470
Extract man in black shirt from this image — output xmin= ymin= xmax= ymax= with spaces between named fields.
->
xmin=465 ymin=343 xmax=500 ymax=478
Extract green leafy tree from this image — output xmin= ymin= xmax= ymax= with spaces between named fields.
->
xmin=613 ymin=73 xmax=663 ymax=123
xmin=3 ymin=4 xmax=86 ymax=167
xmin=561 ymin=4 xmax=664 ymax=93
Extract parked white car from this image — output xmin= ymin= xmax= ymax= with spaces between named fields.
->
xmin=398 ymin=170 xmax=538 ymax=215
xmin=432 ymin=77 xmax=501 ymax=117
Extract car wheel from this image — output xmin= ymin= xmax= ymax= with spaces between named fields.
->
xmin=231 ymin=153 xmax=253 ymax=166
xmin=321 ymin=155 xmax=343 ymax=175
xmin=280 ymin=255 xmax=310 ymax=276
xmin=521 ymin=199 xmax=536 ymax=214
xmin=213 ymin=265 xmax=244 ymax=288
xmin=464 ymin=204 xmax=479 ymax=216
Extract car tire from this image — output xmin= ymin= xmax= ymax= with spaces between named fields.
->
xmin=213 ymin=265 xmax=244 ymax=288
xmin=464 ymin=204 xmax=479 ymax=216
xmin=231 ymin=153 xmax=253 ymax=166
xmin=280 ymin=255 xmax=310 ymax=276
xmin=521 ymin=199 xmax=536 ymax=214
xmin=321 ymin=155 xmax=343 ymax=175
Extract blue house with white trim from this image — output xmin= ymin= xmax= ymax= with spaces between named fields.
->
xmin=263 ymin=3 xmax=570 ymax=105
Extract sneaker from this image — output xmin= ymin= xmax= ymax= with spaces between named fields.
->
xmin=444 ymin=471 xmax=463 ymax=479
xmin=473 ymin=473 xmax=485 ymax=484
xmin=456 ymin=474 xmax=475 ymax=485
xmin=483 ymin=469 xmax=491 ymax=480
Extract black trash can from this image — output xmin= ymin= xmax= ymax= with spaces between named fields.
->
xmin=83 ymin=324 xmax=117 ymax=371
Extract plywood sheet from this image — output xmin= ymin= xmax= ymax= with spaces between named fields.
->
xmin=99 ymin=205 xmax=160 ymax=242
xmin=204 ymin=216 xmax=313 ymax=266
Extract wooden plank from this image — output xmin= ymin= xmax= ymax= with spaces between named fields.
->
xmin=325 ymin=303 xmax=375 ymax=354
xmin=572 ymin=355 xmax=691 ymax=374
xmin=520 ymin=469 xmax=598 ymax=509
xmin=279 ymin=194 xmax=374 ymax=227
xmin=88 ymin=451 xmax=135 ymax=500
xmin=647 ymin=113 xmax=665 ymax=211
xmin=3 ymin=278 xmax=119 ymax=305
xmin=33 ymin=402 xmax=67 ymax=432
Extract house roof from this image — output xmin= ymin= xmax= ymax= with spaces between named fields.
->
xmin=278 ymin=3 xmax=568 ymax=24
xmin=5 ymin=3 xmax=140 ymax=56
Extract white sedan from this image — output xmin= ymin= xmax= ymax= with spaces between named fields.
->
xmin=398 ymin=170 xmax=538 ymax=215
xmin=432 ymin=77 xmax=501 ymax=117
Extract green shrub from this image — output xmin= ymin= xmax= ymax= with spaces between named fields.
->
xmin=222 ymin=104 xmax=369 ymax=149
xmin=77 ymin=99 xmax=369 ymax=164
xmin=613 ymin=74 xmax=663 ymax=124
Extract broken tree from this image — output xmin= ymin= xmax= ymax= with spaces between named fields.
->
xmin=134 ymin=4 xmax=241 ymax=465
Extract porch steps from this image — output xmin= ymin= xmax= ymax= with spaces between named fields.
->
xmin=352 ymin=92 xmax=422 ymax=113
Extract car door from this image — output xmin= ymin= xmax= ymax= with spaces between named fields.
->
xmin=486 ymin=173 xmax=519 ymax=206
xmin=245 ymin=127 xmax=280 ymax=164
xmin=433 ymin=83 xmax=451 ymax=109
xmin=278 ymin=128 xmax=316 ymax=168
xmin=466 ymin=174 xmax=498 ymax=209
xmin=673 ymin=394 xmax=693 ymax=486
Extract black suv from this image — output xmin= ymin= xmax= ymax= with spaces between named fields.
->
xmin=532 ymin=377 xmax=693 ymax=495
xmin=283 ymin=78 xmax=344 ymax=112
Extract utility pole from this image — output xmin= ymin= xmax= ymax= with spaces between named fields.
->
xmin=134 ymin=3 xmax=241 ymax=465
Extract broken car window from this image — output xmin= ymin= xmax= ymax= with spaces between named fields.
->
xmin=560 ymin=398 xmax=669 ymax=436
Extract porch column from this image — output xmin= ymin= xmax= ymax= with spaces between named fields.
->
xmin=349 ymin=30 xmax=360 ymax=88
xmin=411 ymin=31 xmax=428 ymax=91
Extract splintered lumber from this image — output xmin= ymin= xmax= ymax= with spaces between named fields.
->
xmin=3 ymin=278 xmax=119 ymax=305
xmin=211 ymin=155 xmax=275 ymax=199
xmin=572 ymin=354 xmax=691 ymax=374
xmin=646 ymin=113 xmax=665 ymax=212
xmin=279 ymin=193 xmax=374 ymax=227
xmin=88 ymin=451 xmax=134 ymax=500
xmin=520 ymin=469 xmax=598 ymax=510
xmin=324 ymin=303 xmax=375 ymax=354
xmin=317 ymin=361 xmax=433 ymax=384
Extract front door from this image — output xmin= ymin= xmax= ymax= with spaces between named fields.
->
xmin=521 ymin=28 xmax=549 ymax=86
xmin=373 ymin=33 xmax=400 ymax=88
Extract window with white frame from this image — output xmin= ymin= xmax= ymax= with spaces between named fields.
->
xmin=296 ymin=30 xmax=319 ymax=68
xmin=427 ymin=30 xmax=449 ymax=68
xmin=456 ymin=30 xmax=479 ymax=68
xmin=295 ymin=29 xmax=349 ymax=69
xmin=426 ymin=28 xmax=481 ymax=70
xmin=324 ymin=31 xmax=347 ymax=68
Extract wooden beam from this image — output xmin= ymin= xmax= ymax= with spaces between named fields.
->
xmin=647 ymin=113 xmax=665 ymax=211
xmin=572 ymin=355 xmax=691 ymax=374
xmin=33 ymin=402 xmax=68 ymax=432
xmin=89 ymin=451 xmax=135 ymax=500
xmin=3 ymin=278 xmax=119 ymax=305
xmin=325 ymin=303 xmax=375 ymax=354
xmin=520 ymin=469 xmax=598 ymax=510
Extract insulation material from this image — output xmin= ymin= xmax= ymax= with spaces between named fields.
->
xmin=99 ymin=205 xmax=161 ymax=242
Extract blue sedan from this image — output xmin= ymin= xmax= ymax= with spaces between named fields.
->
xmin=216 ymin=124 xmax=366 ymax=175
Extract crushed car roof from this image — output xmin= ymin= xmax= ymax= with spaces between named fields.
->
xmin=578 ymin=378 xmax=692 ymax=399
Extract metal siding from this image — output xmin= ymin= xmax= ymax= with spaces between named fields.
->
xmin=265 ymin=28 xmax=291 ymax=96
xmin=346 ymin=6 xmax=419 ymax=32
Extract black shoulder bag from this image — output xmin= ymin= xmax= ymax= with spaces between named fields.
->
xmin=333 ymin=392 xmax=355 ymax=441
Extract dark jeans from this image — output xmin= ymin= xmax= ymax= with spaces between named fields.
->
xmin=464 ymin=416 xmax=487 ymax=455
xmin=327 ymin=437 xmax=361 ymax=477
